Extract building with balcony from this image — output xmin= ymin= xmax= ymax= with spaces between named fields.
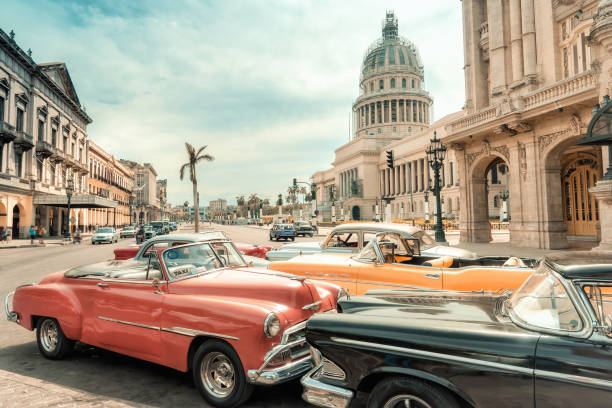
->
xmin=313 ymin=3 xmax=611 ymax=249
xmin=86 ymin=141 xmax=133 ymax=229
xmin=0 ymin=28 xmax=97 ymax=238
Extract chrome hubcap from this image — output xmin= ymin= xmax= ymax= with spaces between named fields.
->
xmin=383 ymin=395 xmax=432 ymax=408
xmin=39 ymin=319 xmax=59 ymax=352
xmin=201 ymin=352 xmax=235 ymax=398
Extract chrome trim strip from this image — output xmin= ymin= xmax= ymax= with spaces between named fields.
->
xmin=161 ymin=326 xmax=239 ymax=341
xmin=96 ymin=317 xmax=238 ymax=340
xmin=330 ymin=337 xmax=533 ymax=375
xmin=303 ymin=301 xmax=322 ymax=311
xmin=359 ymin=280 xmax=428 ymax=290
xmin=100 ymin=278 xmax=168 ymax=285
xmin=535 ymin=369 xmax=612 ymax=390
xmin=97 ymin=316 xmax=160 ymax=331
xmin=301 ymin=365 xmax=354 ymax=408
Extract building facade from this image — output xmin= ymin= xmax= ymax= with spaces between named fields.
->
xmin=87 ymin=141 xmax=133 ymax=229
xmin=119 ymin=160 xmax=162 ymax=224
xmin=0 ymin=28 xmax=93 ymax=238
xmin=313 ymin=2 xmax=611 ymax=249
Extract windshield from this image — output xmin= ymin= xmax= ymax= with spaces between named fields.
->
xmin=354 ymin=239 xmax=378 ymax=263
xmin=97 ymin=228 xmax=113 ymax=233
xmin=508 ymin=263 xmax=582 ymax=332
xmin=161 ymin=242 xmax=246 ymax=279
xmin=411 ymin=230 xmax=436 ymax=250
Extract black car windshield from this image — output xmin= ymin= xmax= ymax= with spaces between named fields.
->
xmin=508 ymin=263 xmax=583 ymax=332
xmin=162 ymin=242 xmax=247 ymax=279
xmin=97 ymin=228 xmax=113 ymax=233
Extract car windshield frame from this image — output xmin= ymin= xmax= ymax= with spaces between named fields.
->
xmin=160 ymin=240 xmax=248 ymax=281
xmin=507 ymin=262 xmax=592 ymax=338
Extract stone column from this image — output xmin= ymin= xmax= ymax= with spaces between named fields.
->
xmin=509 ymin=0 xmax=524 ymax=83
xmin=590 ymin=180 xmax=612 ymax=251
xmin=487 ymin=0 xmax=507 ymax=95
xmin=395 ymin=166 xmax=400 ymax=194
xmin=520 ymin=0 xmax=537 ymax=81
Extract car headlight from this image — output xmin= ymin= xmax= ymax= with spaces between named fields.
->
xmin=263 ymin=313 xmax=281 ymax=338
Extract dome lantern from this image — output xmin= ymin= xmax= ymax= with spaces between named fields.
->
xmin=382 ymin=11 xmax=399 ymax=40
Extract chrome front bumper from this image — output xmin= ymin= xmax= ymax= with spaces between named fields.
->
xmin=4 ymin=290 xmax=17 ymax=322
xmin=247 ymin=322 xmax=311 ymax=385
xmin=301 ymin=365 xmax=354 ymax=408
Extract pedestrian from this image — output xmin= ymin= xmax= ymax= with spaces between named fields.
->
xmin=38 ymin=225 xmax=45 ymax=244
xmin=29 ymin=225 xmax=36 ymax=244
xmin=0 ymin=227 xmax=4 ymax=244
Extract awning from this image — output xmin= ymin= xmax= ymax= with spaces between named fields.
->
xmin=33 ymin=194 xmax=118 ymax=208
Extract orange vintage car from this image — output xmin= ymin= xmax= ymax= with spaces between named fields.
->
xmin=270 ymin=228 xmax=538 ymax=295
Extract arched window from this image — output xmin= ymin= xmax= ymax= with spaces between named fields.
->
xmin=559 ymin=15 xmax=592 ymax=78
xmin=390 ymin=78 xmax=396 ymax=88
xmin=411 ymin=79 xmax=415 ymax=88
xmin=370 ymin=82 xmax=374 ymax=92
xmin=379 ymin=79 xmax=384 ymax=90
xmin=402 ymin=78 xmax=406 ymax=88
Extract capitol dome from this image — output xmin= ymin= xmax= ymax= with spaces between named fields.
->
xmin=353 ymin=11 xmax=432 ymax=140
xmin=360 ymin=14 xmax=424 ymax=82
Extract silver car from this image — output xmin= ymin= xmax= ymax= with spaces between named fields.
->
xmin=119 ymin=226 xmax=136 ymax=238
xmin=266 ymin=223 xmax=476 ymax=261
xmin=92 ymin=227 xmax=119 ymax=244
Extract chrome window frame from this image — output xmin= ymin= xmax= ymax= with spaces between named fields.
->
xmin=507 ymin=264 xmax=593 ymax=339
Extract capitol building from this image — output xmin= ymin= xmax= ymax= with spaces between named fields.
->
xmin=313 ymin=1 xmax=612 ymax=250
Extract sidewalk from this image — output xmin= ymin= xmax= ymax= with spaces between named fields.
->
xmin=0 ymin=234 xmax=92 ymax=249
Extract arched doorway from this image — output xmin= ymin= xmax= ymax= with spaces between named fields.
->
xmin=12 ymin=205 xmax=20 ymax=239
xmin=562 ymin=156 xmax=601 ymax=237
xmin=0 ymin=202 xmax=6 ymax=229
xmin=352 ymin=205 xmax=360 ymax=221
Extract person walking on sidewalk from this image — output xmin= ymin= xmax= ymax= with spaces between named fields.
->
xmin=29 ymin=225 xmax=36 ymax=244
xmin=37 ymin=225 xmax=45 ymax=244
xmin=0 ymin=227 xmax=5 ymax=244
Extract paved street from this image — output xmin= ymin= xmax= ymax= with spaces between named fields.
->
xmin=0 ymin=227 xmax=323 ymax=408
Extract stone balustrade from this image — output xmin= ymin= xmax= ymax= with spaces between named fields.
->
xmin=448 ymin=105 xmax=499 ymax=133
xmin=523 ymin=70 xmax=597 ymax=109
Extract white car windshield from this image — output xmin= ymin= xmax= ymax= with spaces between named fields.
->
xmin=410 ymin=229 xmax=436 ymax=250
xmin=162 ymin=242 xmax=246 ymax=279
xmin=508 ymin=263 xmax=583 ymax=332
xmin=97 ymin=228 xmax=113 ymax=233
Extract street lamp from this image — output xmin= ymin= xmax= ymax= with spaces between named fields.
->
xmin=423 ymin=188 xmax=430 ymax=224
xmin=426 ymin=131 xmax=447 ymax=243
xmin=64 ymin=177 xmax=74 ymax=238
xmin=499 ymin=190 xmax=510 ymax=222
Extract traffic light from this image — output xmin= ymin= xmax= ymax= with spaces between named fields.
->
xmin=277 ymin=194 xmax=283 ymax=206
xmin=311 ymin=184 xmax=316 ymax=200
xmin=386 ymin=150 xmax=394 ymax=169
xmin=259 ymin=202 xmax=263 ymax=209
xmin=292 ymin=178 xmax=297 ymax=188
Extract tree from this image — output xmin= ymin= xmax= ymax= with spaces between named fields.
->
xmin=179 ymin=143 xmax=214 ymax=232
xmin=236 ymin=195 xmax=246 ymax=217
xmin=248 ymin=194 xmax=260 ymax=218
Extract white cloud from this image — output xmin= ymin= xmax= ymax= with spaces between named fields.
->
xmin=1 ymin=0 xmax=465 ymax=206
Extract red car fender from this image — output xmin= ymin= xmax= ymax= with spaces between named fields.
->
xmin=13 ymin=283 xmax=83 ymax=340
xmin=160 ymin=294 xmax=288 ymax=373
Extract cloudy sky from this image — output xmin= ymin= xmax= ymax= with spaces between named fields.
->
xmin=1 ymin=0 xmax=465 ymax=206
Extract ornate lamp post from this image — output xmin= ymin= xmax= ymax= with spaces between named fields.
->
xmin=64 ymin=177 xmax=74 ymax=238
xmin=426 ymin=131 xmax=447 ymax=243
xmin=424 ymin=188 xmax=430 ymax=224
xmin=499 ymin=190 xmax=510 ymax=222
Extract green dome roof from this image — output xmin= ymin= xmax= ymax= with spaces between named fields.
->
xmin=360 ymin=12 xmax=424 ymax=81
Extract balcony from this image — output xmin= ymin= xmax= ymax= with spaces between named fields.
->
xmin=13 ymin=131 xmax=34 ymax=152
xmin=0 ymin=121 xmax=16 ymax=144
xmin=523 ymin=70 xmax=597 ymax=110
xmin=35 ymin=140 xmax=54 ymax=159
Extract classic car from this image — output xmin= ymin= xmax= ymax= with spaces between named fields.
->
xmin=269 ymin=223 xmax=297 ymax=241
xmin=5 ymin=239 xmax=344 ymax=408
xmin=302 ymin=252 xmax=612 ymax=408
xmin=270 ymin=228 xmax=536 ymax=295
xmin=150 ymin=221 xmax=168 ymax=235
xmin=119 ymin=226 xmax=136 ymax=238
xmin=113 ymin=232 xmax=271 ymax=269
xmin=294 ymin=221 xmax=317 ymax=237
xmin=144 ymin=225 xmax=156 ymax=240
xmin=91 ymin=227 xmax=119 ymax=244
xmin=265 ymin=223 xmax=476 ymax=262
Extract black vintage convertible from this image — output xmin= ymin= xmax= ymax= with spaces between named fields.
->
xmin=301 ymin=252 xmax=612 ymax=408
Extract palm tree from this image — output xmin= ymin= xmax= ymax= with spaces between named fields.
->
xmin=236 ymin=196 xmax=246 ymax=217
xmin=179 ymin=143 xmax=214 ymax=232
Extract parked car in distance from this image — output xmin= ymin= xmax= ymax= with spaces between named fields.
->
xmin=269 ymin=223 xmax=297 ymax=241
xmin=234 ymin=242 xmax=272 ymax=259
xmin=119 ymin=226 xmax=136 ymax=238
xmin=91 ymin=227 xmax=119 ymax=244
xmin=266 ymin=223 xmax=476 ymax=262
xmin=302 ymin=252 xmax=612 ymax=408
xmin=169 ymin=222 xmax=178 ymax=231
xmin=113 ymin=232 xmax=271 ymax=269
xmin=294 ymin=221 xmax=317 ymax=237
xmin=144 ymin=225 xmax=156 ymax=240
xmin=150 ymin=221 xmax=168 ymax=235
xmin=6 ymin=240 xmax=343 ymax=407
xmin=270 ymin=227 xmax=536 ymax=295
